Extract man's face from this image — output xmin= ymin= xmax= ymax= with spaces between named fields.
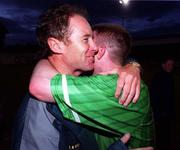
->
xmin=163 ymin=59 xmax=175 ymax=73
xmin=62 ymin=15 xmax=97 ymax=72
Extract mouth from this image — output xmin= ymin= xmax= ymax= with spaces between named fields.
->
xmin=88 ymin=56 xmax=95 ymax=63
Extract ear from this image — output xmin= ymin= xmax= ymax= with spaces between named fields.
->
xmin=47 ymin=37 xmax=64 ymax=54
xmin=97 ymin=46 xmax=106 ymax=60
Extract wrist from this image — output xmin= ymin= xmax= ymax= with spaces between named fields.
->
xmin=128 ymin=61 xmax=141 ymax=68
xmin=126 ymin=60 xmax=142 ymax=74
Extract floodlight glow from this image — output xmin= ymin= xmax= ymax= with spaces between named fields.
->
xmin=119 ymin=0 xmax=123 ymax=4
xmin=123 ymin=0 xmax=129 ymax=5
xmin=119 ymin=0 xmax=129 ymax=5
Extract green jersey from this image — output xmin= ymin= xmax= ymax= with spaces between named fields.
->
xmin=51 ymin=74 xmax=154 ymax=149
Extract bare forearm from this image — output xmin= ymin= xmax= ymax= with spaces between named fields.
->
xmin=29 ymin=59 xmax=57 ymax=102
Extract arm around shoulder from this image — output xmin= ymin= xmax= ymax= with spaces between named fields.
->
xmin=29 ymin=59 xmax=57 ymax=102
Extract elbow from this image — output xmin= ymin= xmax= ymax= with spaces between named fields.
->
xmin=29 ymin=81 xmax=43 ymax=100
xmin=29 ymin=82 xmax=35 ymax=97
xmin=29 ymin=79 xmax=54 ymax=102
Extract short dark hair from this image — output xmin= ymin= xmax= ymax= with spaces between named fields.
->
xmin=36 ymin=4 xmax=87 ymax=56
xmin=93 ymin=24 xmax=131 ymax=65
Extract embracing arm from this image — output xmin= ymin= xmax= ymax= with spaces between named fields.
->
xmin=29 ymin=60 xmax=141 ymax=105
xmin=116 ymin=62 xmax=141 ymax=106
xmin=29 ymin=59 xmax=57 ymax=102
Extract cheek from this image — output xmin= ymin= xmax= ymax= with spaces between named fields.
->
xmin=71 ymin=50 xmax=84 ymax=63
xmin=77 ymin=45 xmax=88 ymax=59
xmin=69 ymin=43 xmax=89 ymax=62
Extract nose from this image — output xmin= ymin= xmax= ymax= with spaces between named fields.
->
xmin=90 ymin=40 xmax=98 ymax=55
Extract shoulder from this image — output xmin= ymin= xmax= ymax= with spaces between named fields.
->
xmin=35 ymin=59 xmax=50 ymax=68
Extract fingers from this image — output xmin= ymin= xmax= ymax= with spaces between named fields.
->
xmin=115 ymin=64 xmax=141 ymax=106
xmin=119 ymin=74 xmax=133 ymax=105
xmin=133 ymin=79 xmax=140 ymax=103
xmin=115 ymin=73 xmax=125 ymax=98
xmin=123 ymin=77 xmax=137 ymax=106
xmin=120 ymin=133 xmax=131 ymax=144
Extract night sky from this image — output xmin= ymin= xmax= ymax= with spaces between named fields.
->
xmin=0 ymin=0 xmax=180 ymax=45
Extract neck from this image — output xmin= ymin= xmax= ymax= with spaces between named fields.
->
xmin=48 ymin=55 xmax=82 ymax=76
xmin=93 ymin=59 xmax=120 ymax=74
xmin=93 ymin=52 xmax=121 ymax=74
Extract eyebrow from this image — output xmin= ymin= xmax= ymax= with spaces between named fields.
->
xmin=83 ymin=33 xmax=92 ymax=38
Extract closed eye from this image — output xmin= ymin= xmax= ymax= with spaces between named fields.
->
xmin=83 ymin=38 xmax=88 ymax=43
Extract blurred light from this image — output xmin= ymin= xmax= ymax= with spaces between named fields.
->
xmin=119 ymin=0 xmax=129 ymax=6
xmin=119 ymin=0 xmax=123 ymax=4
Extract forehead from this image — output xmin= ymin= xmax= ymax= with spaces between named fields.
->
xmin=68 ymin=15 xmax=92 ymax=37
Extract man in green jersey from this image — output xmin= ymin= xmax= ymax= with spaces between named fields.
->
xmin=29 ymin=23 xmax=154 ymax=149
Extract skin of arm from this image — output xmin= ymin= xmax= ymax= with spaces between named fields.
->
xmin=29 ymin=59 xmax=58 ymax=101
xmin=98 ymin=63 xmax=141 ymax=106
xmin=116 ymin=64 xmax=141 ymax=106
xmin=29 ymin=60 xmax=141 ymax=105
xmin=51 ymin=74 xmax=154 ymax=149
